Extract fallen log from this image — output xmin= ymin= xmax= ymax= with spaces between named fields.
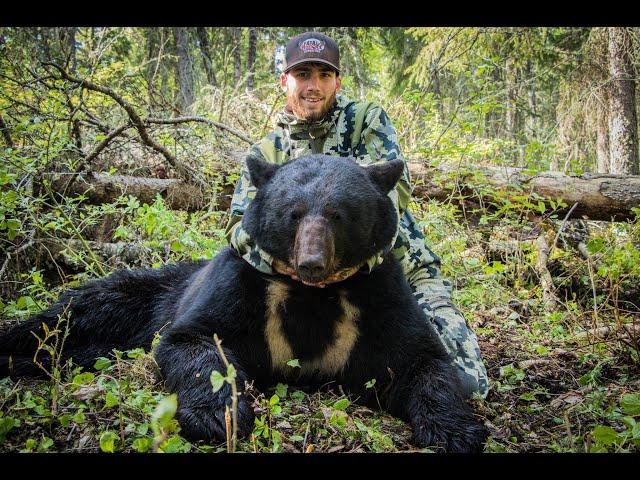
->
xmin=49 ymin=172 xmax=207 ymax=212
xmin=45 ymin=162 xmax=640 ymax=221
xmin=409 ymin=162 xmax=640 ymax=222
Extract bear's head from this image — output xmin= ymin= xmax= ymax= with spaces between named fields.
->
xmin=242 ymin=154 xmax=403 ymax=286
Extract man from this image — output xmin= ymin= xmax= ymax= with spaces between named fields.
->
xmin=225 ymin=31 xmax=488 ymax=398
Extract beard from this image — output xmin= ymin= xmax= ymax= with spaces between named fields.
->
xmin=287 ymin=90 xmax=337 ymax=122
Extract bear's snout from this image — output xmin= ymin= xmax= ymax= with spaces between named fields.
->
xmin=294 ymin=216 xmax=335 ymax=284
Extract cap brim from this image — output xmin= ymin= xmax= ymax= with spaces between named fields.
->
xmin=284 ymin=58 xmax=340 ymax=73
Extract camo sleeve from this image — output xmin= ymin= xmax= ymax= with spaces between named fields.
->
xmin=356 ymin=106 xmax=412 ymax=214
xmin=223 ymin=145 xmax=277 ymax=274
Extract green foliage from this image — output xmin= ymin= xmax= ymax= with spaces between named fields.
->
xmin=114 ymin=195 xmax=227 ymax=265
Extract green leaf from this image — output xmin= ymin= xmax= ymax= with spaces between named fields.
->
xmin=126 ymin=348 xmax=145 ymax=359
xmin=286 ymin=359 xmax=300 ymax=368
xmin=210 ymin=370 xmax=225 ymax=393
xmin=132 ymin=437 xmax=153 ymax=453
xmin=152 ymin=394 xmax=177 ymax=431
xmin=170 ymin=240 xmax=184 ymax=252
xmin=620 ymin=393 xmax=640 ymax=416
xmin=275 ymin=383 xmax=288 ymax=399
xmin=72 ymin=411 xmax=86 ymax=424
xmin=365 ymin=379 xmax=376 ymax=389
xmin=58 ymin=414 xmax=71 ymax=428
xmin=24 ymin=438 xmax=37 ymax=452
xmin=162 ymin=436 xmax=191 ymax=453
xmin=269 ymin=394 xmax=280 ymax=407
xmin=333 ymin=398 xmax=350 ymax=411
xmin=592 ymin=426 xmax=619 ymax=446
xmin=226 ymin=363 xmax=237 ymax=380
xmin=99 ymin=431 xmax=119 ymax=453
xmin=93 ymin=358 xmax=112 ymax=370
xmin=0 ymin=416 xmax=18 ymax=443
xmin=329 ymin=411 xmax=348 ymax=428
xmin=38 ymin=437 xmax=53 ymax=452
xmin=290 ymin=390 xmax=306 ymax=402
xmin=72 ymin=372 xmax=95 ymax=385
xmin=104 ymin=391 xmax=119 ymax=409
xmin=587 ymin=238 xmax=605 ymax=254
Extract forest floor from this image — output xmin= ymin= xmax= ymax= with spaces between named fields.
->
xmin=1 ymin=193 xmax=639 ymax=454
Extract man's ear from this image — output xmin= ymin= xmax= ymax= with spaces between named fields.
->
xmin=335 ymin=74 xmax=341 ymax=92
xmin=280 ymin=72 xmax=288 ymax=91
xmin=365 ymin=160 xmax=404 ymax=194
xmin=246 ymin=155 xmax=280 ymax=189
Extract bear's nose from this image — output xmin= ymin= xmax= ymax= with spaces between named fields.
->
xmin=297 ymin=254 xmax=326 ymax=278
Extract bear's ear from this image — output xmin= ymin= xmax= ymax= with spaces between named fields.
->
xmin=365 ymin=160 xmax=404 ymax=193
xmin=246 ymin=155 xmax=280 ymax=189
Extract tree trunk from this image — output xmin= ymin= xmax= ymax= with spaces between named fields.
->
xmin=596 ymin=93 xmax=610 ymax=173
xmin=197 ymin=27 xmax=217 ymax=88
xmin=173 ymin=27 xmax=195 ymax=113
xmin=246 ymin=27 xmax=257 ymax=93
xmin=607 ymin=27 xmax=639 ymax=175
xmin=525 ymin=60 xmax=538 ymax=138
xmin=505 ymin=56 xmax=518 ymax=140
xmin=232 ymin=27 xmax=242 ymax=86
xmin=145 ymin=28 xmax=161 ymax=106
xmin=347 ymin=27 xmax=366 ymax=100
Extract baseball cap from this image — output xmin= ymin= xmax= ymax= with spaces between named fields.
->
xmin=283 ymin=31 xmax=340 ymax=74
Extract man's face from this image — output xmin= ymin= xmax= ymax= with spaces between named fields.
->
xmin=280 ymin=63 xmax=341 ymax=121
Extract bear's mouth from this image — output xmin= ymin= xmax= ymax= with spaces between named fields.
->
xmin=272 ymin=258 xmax=332 ymax=287
xmin=273 ymin=258 xmax=362 ymax=288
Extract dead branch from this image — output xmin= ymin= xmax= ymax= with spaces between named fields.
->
xmin=43 ymin=62 xmax=206 ymax=189
xmin=518 ymin=358 xmax=553 ymax=370
xmin=573 ymin=324 xmax=640 ymax=341
xmin=535 ymin=234 xmax=559 ymax=312
xmin=144 ymin=116 xmax=253 ymax=145
xmin=83 ymin=123 xmax=133 ymax=165
xmin=0 ymin=231 xmax=35 ymax=280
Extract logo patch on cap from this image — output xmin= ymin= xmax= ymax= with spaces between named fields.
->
xmin=299 ymin=38 xmax=325 ymax=53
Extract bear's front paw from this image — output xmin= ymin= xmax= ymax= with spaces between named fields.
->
xmin=176 ymin=397 xmax=255 ymax=443
xmin=412 ymin=416 xmax=488 ymax=453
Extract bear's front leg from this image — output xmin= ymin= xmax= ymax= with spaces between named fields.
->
xmin=390 ymin=356 xmax=488 ymax=453
xmin=155 ymin=329 xmax=255 ymax=443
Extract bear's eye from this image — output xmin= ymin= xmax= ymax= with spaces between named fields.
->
xmin=290 ymin=211 xmax=301 ymax=221
xmin=330 ymin=211 xmax=341 ymax=221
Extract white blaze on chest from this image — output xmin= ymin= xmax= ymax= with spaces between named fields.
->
xmin=264 ymin=281 xmax=360 ymax=377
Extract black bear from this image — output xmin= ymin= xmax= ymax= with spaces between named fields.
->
xmin=0 ymin=154 xmax=487 ymax=452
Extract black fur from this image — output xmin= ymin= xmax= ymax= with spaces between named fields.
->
xmin=0 ymin=155 xmax=487 ymax=452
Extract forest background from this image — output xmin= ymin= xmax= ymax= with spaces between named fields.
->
xmin=0 ymin=27 xmax=639 ymax=453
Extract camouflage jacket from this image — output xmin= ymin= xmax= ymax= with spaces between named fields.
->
xmin=224 ymin=94 xmax=442 ymax=279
